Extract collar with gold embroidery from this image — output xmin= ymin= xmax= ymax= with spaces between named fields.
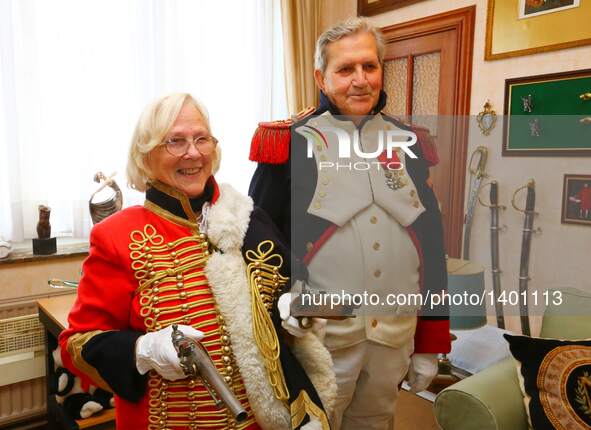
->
xmin=144 ymin=178 xmax=216 ymax=225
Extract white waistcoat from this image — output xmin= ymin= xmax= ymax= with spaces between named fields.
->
xmin=300 ymin=112 xmax=424 ymax=350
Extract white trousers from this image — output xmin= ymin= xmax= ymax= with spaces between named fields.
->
xmin=329 ymin=340 xmax=414 ymax=430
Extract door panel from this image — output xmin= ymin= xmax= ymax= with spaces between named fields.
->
xmin=380 ymin=7 xmax=475 ymax=256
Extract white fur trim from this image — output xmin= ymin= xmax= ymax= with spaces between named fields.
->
xmin=206 ymin=252 xmax=290 ymax=430
xmin=292 ymin=333 xmax=337 ymax=417
xmin=206 ymin=184 xmax=290 ymax=430
xmin=206 ymin=183 xmax=253 ymax=252
xmin=301 ymin=417 xmax=323 ymax=430
xmin=206 ymin=183 xmax=336 ymax=429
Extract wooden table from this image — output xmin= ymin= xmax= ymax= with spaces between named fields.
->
xmin=38 ymin=294 xmax=115 ymax=430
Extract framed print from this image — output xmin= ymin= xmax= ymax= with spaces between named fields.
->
xmin=357 ymin=0 xmax=427 ymax=16
xmin=561 ymin=174 xmax=591 ymax=226
xmin=518 ymin=0 xmax=580 ymax=19
xmin=502 ymin=69 xmax=591 ymax=156
xmin=485 ymin=0 xmax=591 ymax=60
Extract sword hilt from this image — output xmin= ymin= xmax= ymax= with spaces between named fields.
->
xmin=511 ymin=179 xmax=537 ymax=214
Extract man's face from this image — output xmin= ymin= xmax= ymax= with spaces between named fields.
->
xmin=314 ymin=32 xmax=383 ymax=116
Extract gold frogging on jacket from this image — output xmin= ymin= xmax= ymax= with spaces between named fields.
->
xmin=129 ymin=223 xmax=256 ymax=429
xmin=245 ymin=240 xmax=289 ymax=403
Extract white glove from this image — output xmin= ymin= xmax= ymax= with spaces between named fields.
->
xmin=135 ymin=324 xmax=204 ymax=380
xmin=407 ymin=353 xmax=438 ymax=393
xmin=278 ymin=293 xmax=326 ymax=337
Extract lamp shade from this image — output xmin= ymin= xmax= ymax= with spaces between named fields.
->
xmin=446 ymin=258 xmax=487 ymax=330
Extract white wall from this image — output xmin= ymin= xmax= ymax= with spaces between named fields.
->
xmin=321 ymin=0 xmax=591 ymax=334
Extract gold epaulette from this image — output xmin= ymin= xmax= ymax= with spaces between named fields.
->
xmin=249 ymin=106 xmax=315 ymax=164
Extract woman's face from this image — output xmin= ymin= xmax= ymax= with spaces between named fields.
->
xmin=147 ymin=102 xmax=214 ymax=198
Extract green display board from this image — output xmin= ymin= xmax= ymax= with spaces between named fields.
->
xmin=503 ymin=69 xmax=591 ymax=156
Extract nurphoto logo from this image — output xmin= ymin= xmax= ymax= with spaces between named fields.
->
xmin=296 ymin=124 xmax=418 ymax=171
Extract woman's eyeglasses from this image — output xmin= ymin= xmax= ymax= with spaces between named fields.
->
xmin=163 ymin=135 xmax=218 ymax=156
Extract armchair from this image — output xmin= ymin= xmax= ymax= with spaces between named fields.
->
xmin=433 ymin=288 xmax=591 ymax=430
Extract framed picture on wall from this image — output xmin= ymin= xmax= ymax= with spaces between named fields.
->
xmin=518 ymin=0 xmax=580 ymax=19
xmin=502 ymin=69 xmax=591 ymax=156
xmin=485 ymin=0 xmax=591 ymax=60
xmin=562 ymin=174 xmax=591 ymax=226
xmin=357 ymin=0 xmax=428 ymax=16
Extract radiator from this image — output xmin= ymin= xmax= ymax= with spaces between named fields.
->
xmin=0 ymin=310 xmax=47 ymax=426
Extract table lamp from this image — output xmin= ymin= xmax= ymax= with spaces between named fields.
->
xmin=438 ymin=257 xmax=487 ymax=376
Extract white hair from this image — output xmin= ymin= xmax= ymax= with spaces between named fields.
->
xmin=314 ymin=17 xmax=385 ymax=73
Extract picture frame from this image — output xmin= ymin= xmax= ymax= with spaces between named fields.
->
xmin=561 ymin=174 xmax=591 ymax=226
xmin=502 ymin=69 xmax=591 ymax=156
xmin=357 ymin=0 xmax=428 ymax=16
xmin=485 ymin=0 xmax=591 ymax=60
xmin=518 ymin=0 xmax=580 ymax=20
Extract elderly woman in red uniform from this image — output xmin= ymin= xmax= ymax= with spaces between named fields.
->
xmin=59 ymin=93 xmax=334 ymax=430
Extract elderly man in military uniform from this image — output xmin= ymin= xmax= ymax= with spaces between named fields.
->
xmin=248 ymin=17 xmax=450 ymax=430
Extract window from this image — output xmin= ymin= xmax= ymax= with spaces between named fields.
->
xmin=0 ymin=0 xmax=287 ymax=242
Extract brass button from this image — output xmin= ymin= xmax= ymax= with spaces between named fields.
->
xmin=322 ymin=177 xmax=330 ymax=185
xmin=413 ymin=201 xmax=420 ymax=208
xmin=373 ymin=242 xmax=380 ymax=251
xmin=410 ymin=189 xmax=416 ymax=197
xmin=374 ymin=270 xmax=381 ymax=278
xmin=306 ymin=242 xmax=314 ymax=252
xmin=314 ymin=201 xmax=321 ymax=209
xmin=371 ymin=319 xmax=378 ymax=328
xmin=319 ymin=191 xmax=326 ymax=198
xmin=370 ymin=216 xmax=378 ymax=224
xmin=320 ymin=155 xmax=327 ymax=161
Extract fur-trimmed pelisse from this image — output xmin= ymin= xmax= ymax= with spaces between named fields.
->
xmin=205 ymin=184 xmax=336 ymax=430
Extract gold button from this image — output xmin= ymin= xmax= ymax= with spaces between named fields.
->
xmin=319 ymin=191 xmax=326 ymax=198
xmin=374 ymin=270 xmax=381 ymax=278
xmin=371 ymin=319 xmax=378 ymax=328
xmin=306 ymin=242 xmax=314 ymax=252
xmin=413 ymin=201 xmax=420 ymax=208
xmin=410 ymin=189 xmax=416 ymax=197
xmin=320 ymin=155 xmax=327 ymax=161
xmin=322 ymin=177 xmax=330 ymax=185
xmin=370 ymin=216 xmax=378 ymax=224
xmin=373 ymin=242 xmax=380 ymax=251
xmin=314 ymin=201 xmax=321 ymax=209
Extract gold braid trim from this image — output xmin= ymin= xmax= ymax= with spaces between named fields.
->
xmin=291 ymin=390 xmax=330 ymax=430
xmin=66 ymin=330 xmax=115 ymax=393
xmin=245 ymin=240 xmax=289 ymax=403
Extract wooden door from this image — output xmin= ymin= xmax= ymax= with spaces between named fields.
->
xmin=381 ymin=6 xmax=475 ymax=257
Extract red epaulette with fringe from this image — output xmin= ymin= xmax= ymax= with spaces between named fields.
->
xmin=249 ymin=107 xmax=315 ymax=164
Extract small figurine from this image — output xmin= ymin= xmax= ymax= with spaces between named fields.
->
xmin=33 ymin=205 xmax=56 ymax=255
xmin=37 ymin=205 xmax=51 ymax=239
xmin=89 ymin=172 xmax=123 ymax=224
xmin=529 ymin=118 xmax=541 ymax=137
xmin=521 ymin=94 xmax=533 ymax=113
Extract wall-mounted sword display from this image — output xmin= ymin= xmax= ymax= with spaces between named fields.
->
xmin=463 ymin=146 xmax=488 ymax=260
xmin=479 ymin=181 xmax=506 ymax=329
xmin=512 ymin=179 xmax=542 ymax=336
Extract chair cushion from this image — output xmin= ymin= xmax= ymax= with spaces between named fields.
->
xmin=504 ymin=334 xmax=591 ymax=430
xmin=540 ymin=288 xmax=591 ymax=339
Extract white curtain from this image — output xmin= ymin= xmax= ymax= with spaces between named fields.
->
xmin=0 ymin=0 xmax=287 ymax=242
